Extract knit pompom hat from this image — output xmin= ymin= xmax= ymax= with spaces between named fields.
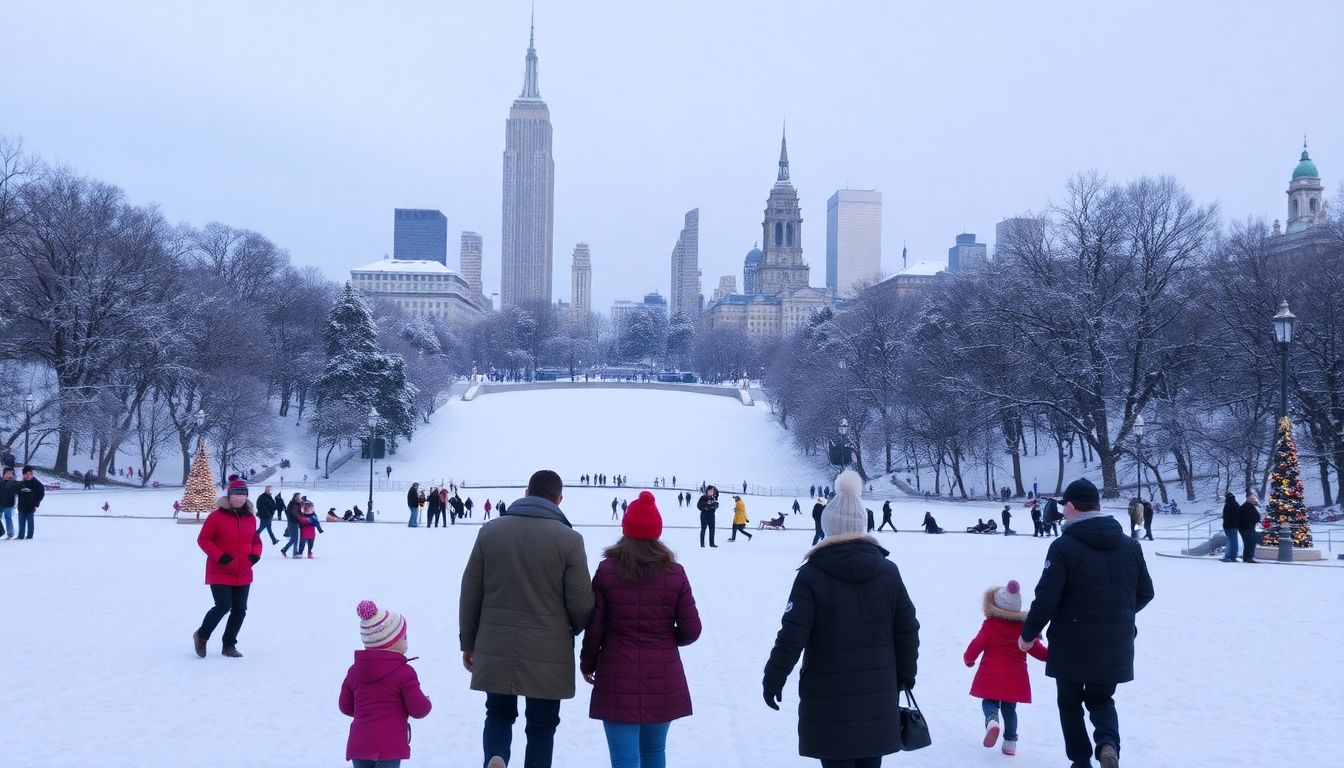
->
xmin=622 ymin=491 xmax=662 ymax=540
xmin=993 ymin=580 xmax=1022 ymax=613
xmin=226 ymin=478 xmax=249 ymax=497
xmin=821 ymin=470 xmax=866 ymax=537
xmin=356 ymin=600 xmax=407 ymax=649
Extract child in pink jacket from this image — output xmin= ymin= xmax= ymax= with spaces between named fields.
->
xmin=340 ymin=601 xmax=432 ymax=766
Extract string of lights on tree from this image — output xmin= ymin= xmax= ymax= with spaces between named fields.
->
xmin=181 ymin=441 xmax=217 ymax=520
xmin=1260 ymin=416 xmax=1313 ymax=548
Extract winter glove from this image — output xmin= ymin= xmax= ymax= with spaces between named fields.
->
xmin=1017 ymin=636 xmax=1034 ymax=653
xmin=247 ymin=554 xmax=260 ymax=564
xmin=217 ymin=554 xmax=234 ymax=566
xmin=898 ymin=678 xmax=915 ymax=691
xmin=763 ymin=686 xmax=782 ymax=710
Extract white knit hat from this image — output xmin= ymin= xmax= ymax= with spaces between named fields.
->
xmin=356 ymin=600 xmax=407 ymax=649
xmin=821 ymin=470 xmax=866 ymax=537
xmin=993 ymin=580 xmax=1023 ymax=613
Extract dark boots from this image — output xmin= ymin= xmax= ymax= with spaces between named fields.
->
xmin=192 ymin=631 xmax=206 ymax=658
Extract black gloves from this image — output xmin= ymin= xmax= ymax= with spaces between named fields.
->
xmin=763 ymin=687 xmax=782 ymax=710
xmin=247 ymin=554 xmax=260 ymax=564
xmin=899 ymin=678 xmax=915 ymax=691
xmin=217 ymin=554 xmax=234 ymax=566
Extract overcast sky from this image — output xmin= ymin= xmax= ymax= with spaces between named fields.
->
xmin=3 ymin=0 xmax=1340 ymax=311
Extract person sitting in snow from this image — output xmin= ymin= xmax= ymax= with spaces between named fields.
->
xmin=967 ymin=518 xmax=990 ymax=534
xmin=922 ymin=511 xmax=944 ymax=533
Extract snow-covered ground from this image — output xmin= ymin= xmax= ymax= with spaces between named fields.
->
xmin=6 ymin=387 xmax=1342 ymax=767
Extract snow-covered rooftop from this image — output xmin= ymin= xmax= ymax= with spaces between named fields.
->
xmin=897 ymin=258 xmax=946 ymax=276
xmin=351 ymin=258 xmax=460 ymax=275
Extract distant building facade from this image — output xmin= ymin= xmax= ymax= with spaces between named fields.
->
xmin=947 ymin=233 xmax=987 ymax=272
xmin=743 ymin=244 xmax=763 ymax=294
xmin=393 ymin=209 xmax=448 ymax=264
xmin=350 ymin=258 xmax=484 ymax=325
xmin=711 ymin=275 xmax=738 ymax=303
xmin=669 ymin=209 xmax=701 ymax=318
xmin=570 ymin=243 xmax=592 ymax=317
xmin=1271 ymin=141 xmax=1331 ymax=255
xmin=643 ymin=291 xmax=668 ymax=316
xmin=993 ymin=217 xmax=1045 ymax=259
xmin=501 ymin=24 xmax=555 ymax=307
xmin=826 ymin=189 xmax=882 ymax=298
xmin=753 ymin=131 xmax=811 ymax=294
xmin=459 ymin=231 xmax=484 ymax=305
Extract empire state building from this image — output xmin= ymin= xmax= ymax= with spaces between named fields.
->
xmin=500 ymin=22 xmax=555 ymax=307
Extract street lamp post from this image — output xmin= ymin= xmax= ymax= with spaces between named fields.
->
xmin=23 ymin=393 xmax=34 ymax=465
xmin=1134 ymin=413 xmax=1145 ymax=499
xmin=367 ymin=408 xmax=379 ymax=524
xmin=1272 ymin=300 xmax=1297 ymax=562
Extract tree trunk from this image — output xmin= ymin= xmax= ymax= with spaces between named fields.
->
xmin=1056 ymin=438 xmax=1066 ymax=495
xmin=1317 ymin=456 xmax=1333 ymax=508
xmin=1097 ymin=444 xmax=1120 ymax=498
xmin=54 ymin=426 xmax=73 ymax=474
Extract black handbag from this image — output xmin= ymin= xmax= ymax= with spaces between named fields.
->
xmin=898 ymin=688 xmax=932 ymax=751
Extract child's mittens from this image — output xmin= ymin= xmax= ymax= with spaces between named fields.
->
xmin=247 ymin=554 xmax=260 ymax=564
xmin=218 ymin=554 xmax=234 ymax=566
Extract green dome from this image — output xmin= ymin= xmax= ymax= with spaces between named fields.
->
xmin=1292 ymin=149 xmax=1318 ymax=180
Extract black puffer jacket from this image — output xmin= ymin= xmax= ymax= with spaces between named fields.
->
xmin=696 ymin=491 xmax=719 ymax=520
xmin=763 ymin=535 xmax=920 ymax=760
xmin=1239 ymin=501 xmax=1260 ymax=529
xmin=1021 ymin=515 xmax=1155 ymax=684
xmin=255 ymin=492 xmax=276 ymax=520
xmin=1221 ymin=494 xmax=1240 ymax=528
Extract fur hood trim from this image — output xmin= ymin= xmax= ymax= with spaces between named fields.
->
xmin=982 ymin=587 xmax=1026 ymax=622
xmin=803 ymin=532 xmax=881 ymax=561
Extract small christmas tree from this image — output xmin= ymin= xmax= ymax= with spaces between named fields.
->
xmin=1260 ymin=416 xmax=1313 ymax=548
xmin=181 ymin=440 xmax=217 ymax=520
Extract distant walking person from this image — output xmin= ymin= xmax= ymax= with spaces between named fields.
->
xmin=729 ymin=495 xmax=752 ymax=542
xmin=192 ymin=478 xmax=262 ymax=658
xmin=1019 ymin=478 xmax=1154 ymax=768
xmin=878 ymin=499 xmax=897 ymax=532
xmin=255 ymin=484 xmax=279 ymax=545
xmin=1238 ymin=491 xmax=1261 ymax=563
xmin=810 ymin=497 xmax=826 ymax=546
xmin=792 ymin=499 xmax=801 ymax=515
xmin=1219 ymin=492 xmax=1241 ymax=562
xmin=1141 ymin=500 xmax=1154 ymax=541
xmin=697 ymin=485 xmax=720 ymax=548
xmin=280 ymin=493 xmax=303 ymax=557
xmin=0 ymin=466 xmax=18 ymax=540
xmin=611 ymin=497 xmax=619 ymax=520
xmin=407 ymin=483 xmax=422 ymax=528
xmin=1001 ymin=505 xmax=1014 ymax=536
xmin=15 ymin=466 xmax=45 ymax=539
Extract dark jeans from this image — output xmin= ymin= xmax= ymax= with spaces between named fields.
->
xmin=197 ymin=584 xmax=250 ymax=647
xmin=1239 ymin=527 xmax=1259 ymax=561
xmin=820 ymin=758 xmax=881 ymax=768
xmin=17 ymin=510 xmax=35 ymax=539
xmin=1056 ymin=679 xmax=1119 ymax=765
xmin=280 ymin=523 xmax=299 ymax=555
xmin=428 ymin=509 xmax=441 ymax=527
xmin=699 ymin=515 xmax=715 ymax=546
xmin=729 ymin=523 xmax=752 ymax=541
xmin=878 ymin=518 xmax=896 ymax=532
xmin=353 ymin=761 xmax=401 ymax=768
xmin=257 ymin=516 xmax=278 ymax=544
xmin=812 ymin=523 xmax=825 ymax=545
xmin=298 ymin=537 xmax=314 ymax=555
xmin=1143 ymin=515 xmax=1154 ymax=540
xmin=483 ymin=693 xmax=560 ymax=768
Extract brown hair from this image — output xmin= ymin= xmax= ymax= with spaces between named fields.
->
xmin=603 ymin=537 xmax=676 ymax=583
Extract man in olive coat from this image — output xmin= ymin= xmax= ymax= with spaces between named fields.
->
xmin=1020 ymin=478 xmax=1154 ymax=768
xmin=460 ymin=469 xmax=593 ymax=768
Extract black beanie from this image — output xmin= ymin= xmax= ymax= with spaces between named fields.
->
xmin=1061 ymin=478 xmax=1100 ymax=511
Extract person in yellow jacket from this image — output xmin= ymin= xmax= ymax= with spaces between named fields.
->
xmin=729 ymin=495 xmax=753 ymax=542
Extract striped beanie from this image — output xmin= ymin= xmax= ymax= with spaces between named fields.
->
xmin=356 ymin=600 xmax=407 ymax=649
xmin=226 ymin=478 xmax=249 ymax=497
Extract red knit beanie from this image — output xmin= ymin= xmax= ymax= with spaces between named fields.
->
xmin=622 ymin=491 xmax=662 ymax=540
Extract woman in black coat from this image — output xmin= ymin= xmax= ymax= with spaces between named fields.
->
xmin=764 ymin=470 xmax=920 ymax=767
xmin=1219 ymin=492 xmax=1240 ymax=561
xmin=1238 ymin=492 xmax=1261 ymax=563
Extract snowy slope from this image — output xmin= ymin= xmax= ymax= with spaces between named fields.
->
xmin=5 ymin=387 xmax=1342 ymax=768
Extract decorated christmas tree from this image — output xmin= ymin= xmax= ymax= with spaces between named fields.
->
xmin=1260 ymin=416 xmax=1313 ymax=548
xmin=181 ymin=440 xmax=217 ymax=520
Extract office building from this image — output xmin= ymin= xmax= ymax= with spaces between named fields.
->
xmin=500 ymin=22 xmax=555 ymax=306
xmin=826 ymin=189 xmax=882 ymax=298
xmin=571 ymin=243 xmax=592 ymax=316
xmin=393 ymin=209 xmax=448 ymax=264
xmin=669 ymin=208 xmax=701 ymax=318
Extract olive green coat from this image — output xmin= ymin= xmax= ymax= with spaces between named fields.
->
xmin=459 ymin=496 xmax=594 ymax=700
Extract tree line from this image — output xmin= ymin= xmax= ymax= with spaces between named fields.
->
xmin=769 ymin=173 xmax=1344 ymax=506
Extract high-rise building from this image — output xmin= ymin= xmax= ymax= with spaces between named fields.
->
xmin=643 ymin=291 xmax=668 ymax=316
xmin=459 ymin=231 xmax=483 ymax=305
xmin=393 ymin=209 xmax=448 ymax=264
xmin=712 ymin=275 xmax=738 ymax=303
xmin=826 ymin=189 xmax=882 ymax=298
xmin=570 ymin=243 xmax=592 ymax=317
xmin=669 ymin=208 xmax=701 ymax=318
xmin=993 ymin=218 xmax=1045 ymax=260
xmin=947 ymin=233 xmax=987 ymax=272
xmin=753 ymin=130 xmax=810 ymax=295
xmin=500 ymin=21 xmax=555 ymax=307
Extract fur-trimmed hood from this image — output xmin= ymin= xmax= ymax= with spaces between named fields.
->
xmin=216 ymin=495 xmax=256 ymax=517
xmin=982 ymin=587 xmax=1026 ymax=622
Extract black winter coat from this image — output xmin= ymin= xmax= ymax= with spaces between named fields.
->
xmin=811 ymin=502 xmax=825 ymax=523
xmin=0 ymin=478 xmax=18 ymax=508
xmin=16 ymin=477 xmax=45 ymax=513
xmin=1221 ymin=495 xmax=1240 ymax=528
xmin=696 ymin=493 xmax=719 ymax=520
xmin=1021 ymin=516 xmax=1154 ymax=684
xmin=255 ymin=493 xmax=276 ymax=520
xmin=1239 ymin=501 xmax=1260 ymax=529
xmin=764 ymin=536 xmax=920 ymax=760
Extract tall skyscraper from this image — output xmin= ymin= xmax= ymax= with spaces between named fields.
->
xmin=754 ymin=129 xmax=810 ymax=295
xmin=459 ymin=231 xmax=483 ymax=304
xmin=993 ymin=217 xmax=1045 ymax=260
xmin=393 ymin=209 xmax=448 ymax=264
xmin=712 ymin=275 xmax=738 ymax=302
xmin=669 ymin=208 xmax=701 ymax=317
xmin=947 ymin=233 xmax=987 ymax=272
xmin=570 ymin=243 xmax=592 ymax=316
xmin=500 ymin=20 xmax=555 ymax=307
xmin=826 ymin=189 xmax=882 ymax=298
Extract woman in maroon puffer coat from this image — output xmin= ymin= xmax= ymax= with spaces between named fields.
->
xmin=581 ymin=491 xmax=702 ymax=767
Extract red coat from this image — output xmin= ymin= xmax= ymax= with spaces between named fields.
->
xmin=339 ymin=649 xmax=432 ymax=761
xmin=963 ymin=590 xmax=1048 ymax=703
xmin=198 ymin=498 xmax=263 ymax=586
xmin=580 ymin=558 xmax=701 ymax=723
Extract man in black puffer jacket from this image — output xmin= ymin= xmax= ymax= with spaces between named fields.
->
xmin=764 ymin=469 xmax=920 ymax=765
xmin=1020 ymin=478 xmax=1154 ymax=768
xmin=696 ymin=485 xmax=719 ymax=548
xmin=254 ymin=484 xmax=279 ymax=545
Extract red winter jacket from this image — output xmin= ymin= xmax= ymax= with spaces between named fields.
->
xmin=580 ymin=558 xmax=702 ymax=724
xmin=198 ymin=497 xmax=263 ymax=586
xmin=963 ymin=589 xmax=1048 ymax=703
xmin=339 ymin=649 xmax=432 ymax=761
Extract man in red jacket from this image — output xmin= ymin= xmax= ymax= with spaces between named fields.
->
xmin=193 ymin=478 xmax=263 ymax=658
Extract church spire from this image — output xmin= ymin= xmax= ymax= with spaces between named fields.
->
xmin=520 ymin=9 xmax=541 ymax=99
xmin=777 ymin=124 xmax=790 ymax=182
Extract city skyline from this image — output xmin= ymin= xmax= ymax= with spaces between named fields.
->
xmin=2 ymin=2 xmax=1340 ymax=312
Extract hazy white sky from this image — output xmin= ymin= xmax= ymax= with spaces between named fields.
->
xmin=3 ymin=0 xmax=1339 ymax=311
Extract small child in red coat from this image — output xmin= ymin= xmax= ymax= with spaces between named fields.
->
xmin=340 ymin=601 xmax=432 ymax=766
xmin=963 ymin=580 xmax=1048 ymax=756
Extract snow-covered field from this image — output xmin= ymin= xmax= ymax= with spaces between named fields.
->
xmin=6 ymin=388 xmax=1342 ymax=767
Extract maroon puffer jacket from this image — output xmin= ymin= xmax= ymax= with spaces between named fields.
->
xmin=580 ymin=559 xmax=702 ymax=723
